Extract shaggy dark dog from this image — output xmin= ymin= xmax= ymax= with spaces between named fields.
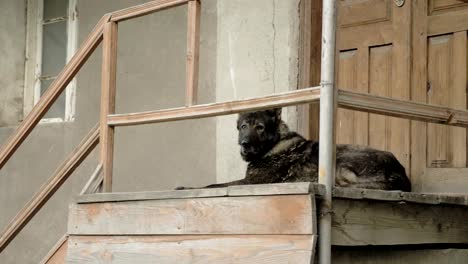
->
xmin=179 ymin=108 xmax=411 ymax=191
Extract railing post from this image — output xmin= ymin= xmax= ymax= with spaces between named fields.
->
xmin=100 ymin=21 xmax=118 ymax=192
xmin=185 ymin=0 xmax=201 ymax=106
xmin=318 ymin=0 xmax=337 ymax=263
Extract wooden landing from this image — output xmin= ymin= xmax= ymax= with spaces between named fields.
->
xmin=66 ymin=183 xmax=318 ymax=264
xmin=63 ymin=182 xmax=468 ymax=263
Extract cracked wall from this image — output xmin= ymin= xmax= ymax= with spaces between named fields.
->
xmin=215 ymin=0 xmax=301 ymax=183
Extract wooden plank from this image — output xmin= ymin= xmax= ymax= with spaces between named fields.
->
xmin=339 ymin=0 xmax=390 ymax=28
xmin=336 ymin=50 xmax=358 ymax=145
xmin=0 ymin=125 xmax=99 ymax=252
xmin=100 ymin=22 xmax=118 ymax=192
xmin=76 ymin=187 xmax=228 ymax=203
xmin=107 ymin=87 xmax=321 ymax=126
xmin=338 ymin=89 xmax=468 ymax=127
xmin=110 ymin=0 xmax=189 ymax=22
xmin=0 ymin=14 xmax=109 ymax=172
xmin=297 ymin=0 xmax=313 ymax=139
xmin=66 ymin=235 xmax=316 ymax=264
xmin=452 ymin=31 xmax=467 ymax=167
xmin=40 ymin=235 xmax=68 ymax=264
xmin=427 ymin=35 xmax=454 ymax=167
xmin=79 ymin=164 xmax=103 ymax=195
xmin=227 ymin=182 xmax=312 ymax=196
xmin=422 ymin=168 xmax=468 ymax=193
xmin=428 ymin=9 xmax=468 ymax=36
xmin=332 ymin=187 xmax=468 ymax=206
xmin=185 ymin=0 xmax=201 ymax=106
xmin=334 ymin=248 xmax=468 ymax=264
xmin=68 ymin=195 xmax=315 ymax=235
xmin=307 ymin=0 xmax=322 ymax=140
xmin=76 ymin=183 xmax=326 ymax=203
xmin=390 ymin=2 xmax=411 ymax=171
xmin=331 ymin=198 xmax=468 ymax=246
xmin=410 ymin=0 xmax=429 ymax=192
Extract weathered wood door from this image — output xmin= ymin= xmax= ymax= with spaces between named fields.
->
xmin=333 ymin=0 xmax=468 ymax=191
xmin=335 ymin=0 xmax=411 ymax=171
xmin=412 ymin=0 xmax=468 ymax=191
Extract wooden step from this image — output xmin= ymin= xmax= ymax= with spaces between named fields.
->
xmin=65 ymin=182 xmax=318 ymax=264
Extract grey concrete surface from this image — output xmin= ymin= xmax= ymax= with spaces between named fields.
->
xmin=0 ymin=0 xmax=26 ymax=126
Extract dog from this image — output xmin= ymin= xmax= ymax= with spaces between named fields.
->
xmin=178 ymin=108 xmax=411 ymax=191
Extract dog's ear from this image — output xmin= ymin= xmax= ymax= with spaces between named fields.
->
xmin=266 ymin=108 xmax=282 ymax=123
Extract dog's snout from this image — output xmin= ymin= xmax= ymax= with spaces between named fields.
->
xmin=240 ymin=140 xmax=250 ymax=147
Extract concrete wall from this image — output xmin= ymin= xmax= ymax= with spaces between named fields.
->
xmin=0 ymin=0 xmax=301 ymax=263
xmin=215 ymin=0 xmax=300 ymax=183
xmin=0 ymin=0 xmax=26 ymax=126
xmin=0 ymin=1 xmax=218 ymax=263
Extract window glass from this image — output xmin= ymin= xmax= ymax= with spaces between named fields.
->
xmin=41 ymin=21 xmax=67 ymax=77
xmin=43 ymin=0 xmax=68 ymax=21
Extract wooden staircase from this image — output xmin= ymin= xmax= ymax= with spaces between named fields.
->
xmin=64 ymin=183 xmax=319 ymax=263
xmin=39 ymin=182 xmax=468 ymax=263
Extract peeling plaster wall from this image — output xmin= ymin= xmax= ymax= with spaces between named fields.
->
xmin=215 ymin=0 xmax=301 ymax=183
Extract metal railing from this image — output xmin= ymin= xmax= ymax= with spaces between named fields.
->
xmin=1 ymin=0 xmax=468 ymax=263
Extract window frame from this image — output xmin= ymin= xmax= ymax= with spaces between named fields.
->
xmin=23 ymin=0 xmax=78 ymax=123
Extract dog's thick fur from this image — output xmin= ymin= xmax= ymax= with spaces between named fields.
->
xmin=180 ymin=108 xmax=411 ymax=191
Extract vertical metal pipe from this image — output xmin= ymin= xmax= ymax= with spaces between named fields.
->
xmin=318 ymin=0 xmax=337 ymax=263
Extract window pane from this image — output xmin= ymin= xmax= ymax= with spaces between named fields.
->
xmin=41 ymin=79 xmax=66 ymax=119
xmin=41 ymin=21 xmax=67 ymax=77
xmin=43 ymin=0 xmax=68 ymax=21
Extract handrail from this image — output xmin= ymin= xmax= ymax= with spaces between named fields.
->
xmin=108 ymin=87 xmax=321 ymax=126
xmin=0 ymin=124 xmax=99 ymax=252
xmin=110 ymin=0 xmax=189 ymax=22
xmin=338 ymin=90 xmax=468 ymax=127
xmin=0 ymin=14 xmax=109 ymax=171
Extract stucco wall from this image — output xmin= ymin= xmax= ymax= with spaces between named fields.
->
xmin=0 ymin=0 xmax=301 ymax=263
xmin=0 ymin=0 xmax=26 ymax=126
xmin=0 ymin=1 xmax=218 ymax=263
xmin=215 ymin=0 xmax=300 ymax=183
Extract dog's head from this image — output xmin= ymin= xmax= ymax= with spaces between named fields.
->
xmin=237 ymin=108 xmax=282 ymax=162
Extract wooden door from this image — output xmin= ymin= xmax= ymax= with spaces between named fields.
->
xmin=335 ymin=0 xmax=411 ymax=171
xmin=412 ymin=0 xmax=468 ymax=191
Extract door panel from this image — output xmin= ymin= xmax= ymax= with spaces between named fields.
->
xmin=426 ymin=34 xmax=467 ymax=168
xmin=336 ymin=0 xmax=411 ymax=170
xmin=311 ymin=0 xmax=468 ymax=191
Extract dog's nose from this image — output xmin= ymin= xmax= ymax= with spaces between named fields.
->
xmin=240 ymin=140 xmax=250 ymax=147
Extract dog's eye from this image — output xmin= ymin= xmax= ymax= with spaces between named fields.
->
xmin=256 ymin=125 xmax=265 ymax=131
xmin=241 ymin=124 xmax=248 ymax=130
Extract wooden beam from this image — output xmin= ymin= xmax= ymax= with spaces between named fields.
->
xmin=332 ymin=198 xmax=468 ymax=246
xmin=108 ymin=87 xmax=321 ymax=126
xmin=79 ymin=164 xmax=103 ymax=195
xmin=68 ymin=195 xmax=315 ymax=235
xmin=185 ymin=0 xmax=201 ymax=106
xmin=100 ymin=22 xmax=118 ymax=193
xmin=0 ymin=14 xmax=109 ymax=172
xmin=39 ymin=235 xmax=68 ymax=264
xmin=338 ymin=89 xmax=468 ymax=127
xmin=76 ymin=183 xmax=326 ymax=204
xmin=66 ymin=235 xmax=316 ymax=264
xmin=110 ymin=0 xmax=189 ymax=22
xmin=0 ymin=125 xmax=99 ymax=253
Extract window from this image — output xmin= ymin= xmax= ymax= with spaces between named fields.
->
xmin=24 ymin=0 xmax=78 ymax=122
